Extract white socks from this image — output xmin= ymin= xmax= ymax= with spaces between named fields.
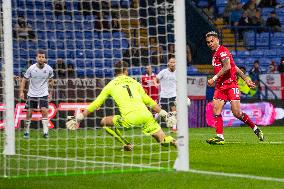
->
xmin=42 ymin=118 xmax=49 ymax=134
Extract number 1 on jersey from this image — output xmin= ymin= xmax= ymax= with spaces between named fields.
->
xmin=123 ymin=85 xmax=133 ymax=98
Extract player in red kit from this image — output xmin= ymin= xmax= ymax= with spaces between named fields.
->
xmin=205 ymin=31 xmax=264 ymax=145
xmin=141 ymin=65 xmax=159 ymax=102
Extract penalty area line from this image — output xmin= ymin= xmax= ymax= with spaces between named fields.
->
xmin=189 ymin=169 xmax=284 ymax=183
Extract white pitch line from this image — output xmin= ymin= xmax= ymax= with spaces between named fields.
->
xmin=189 ymin=169 xmax=284 ymax=183
xmin=9 ymin=154 xmax=163 ymax=170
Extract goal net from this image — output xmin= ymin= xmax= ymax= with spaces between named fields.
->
xmin=1 ymin=0 xmax=188 ymax=177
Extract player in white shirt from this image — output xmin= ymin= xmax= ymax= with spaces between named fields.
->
xmin=156 ymin=57 xmax=176 ymax=112
xmin=19 ymin=50 xmax=54 ymax=138
xmin=155 ymin=57 xmax=177 ymax=131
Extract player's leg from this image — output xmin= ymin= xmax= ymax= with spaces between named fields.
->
xmin=40 ymin=96 xmax=49 ymax=138
xmin=142 ymin=116 xmax=177 ymax=148
xmin=206 ymin=98 xmax=225 ymax=145
xmin=100 ymin=115 xmax=131 ymax=149
xmin=169 ymin=97 xmax=177 ymax=132
xmin=24 ymin=96 xmax=36 ymax=138
xmin=152 ymin=129 xmax=177 ymax=148
xmin=230 ymin=100 xmax=264 ymax=141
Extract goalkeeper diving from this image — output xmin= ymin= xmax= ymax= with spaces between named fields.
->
xmin=66 ymin=61 xmax=177 ymax=151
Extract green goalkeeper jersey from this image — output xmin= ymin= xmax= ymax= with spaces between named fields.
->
xmin=87 ymin=75 xmax=157 ymax=117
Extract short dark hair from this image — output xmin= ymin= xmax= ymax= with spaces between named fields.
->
xmin=114 ymin=60 xmax=128 ymax=75
xmin=37 ymin=49 xmax=46 ymax=55
xmin=205 ymin=31 xmax=219 ymax=38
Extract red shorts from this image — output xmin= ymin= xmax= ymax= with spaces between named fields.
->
xmin=214 ymin=84 xmax=240 ymax=101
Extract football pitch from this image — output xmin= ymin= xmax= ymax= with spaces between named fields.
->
xmin=0 ymin=126 xmax=284 ymax=189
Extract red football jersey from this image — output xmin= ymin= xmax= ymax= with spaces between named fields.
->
xmin=212 ymin=45 xmax=237 ymax=88
xmin=141 ymin=73 xmax=159 ymax=102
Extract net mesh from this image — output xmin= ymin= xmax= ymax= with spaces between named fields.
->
xmin=0 ymin=0 xmax=177 ymax=177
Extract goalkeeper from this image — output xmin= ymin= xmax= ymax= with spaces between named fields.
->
xmin=66 ymin=61 xmax=177 ymax=151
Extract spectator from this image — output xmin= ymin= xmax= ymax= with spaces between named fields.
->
xmin=251 ymin=9 xmax=265 ymax=33
xmin=237 ymin=66 xmax=257 ymax=97
xmin=249 ymin=60 xmax=263 ymax=98
xmin=267 ymin=60 xmax=279 ymax=73
xmin=243 ymin=0 xmax=258 ymax=19
xmin=54 ymin=1 xmax=67 ymax=18
xmin=230 ymin=2 xmax=244 ymax=26
xmin=141 ymin=65 xmax=159 ymax=102
xmin=258 ymin=0 xmax=278 ymax=8
xmin=13 ymin=16 xmax=35 ymax=41
xmin=67 ymin=63 xmax=75 ymax=78
xmin=238 ymin=11 xmax=253 ymax=40
xmin=203 ymin=5 xmax=216 ymax=20
xmin=186 ymin=44 xmax=193 ymax=65
xmin=278 ymin=57 xmax=284 ymax=73
xmin=223 ymin=0 xmax=239 ymax=24
xmin=266 ymin=11 xmax=281 ymax=32
xmin=168 ymin=43 xmax=175 ymax=59
xmin=53 ymin=58 xmax=66 ymax=78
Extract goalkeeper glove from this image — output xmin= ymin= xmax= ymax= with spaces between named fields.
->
xmin=66 ymin=113 xmax=84 ymax=130
xmin=158 ymin=109 xmax=168 ymax=118
xmin=166 ymin=111 xmax=177 ymax=128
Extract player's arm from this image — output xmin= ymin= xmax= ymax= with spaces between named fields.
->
xmin=19 ymin=77 xmax=27 ymax=99
xmin=208 ymin=57 xmax=231 ymax=86
xmin=48 ymin=79 xmax=54 ymax=99
xmin=235 ymin=66 xmax=256 ymax=88
xmin=67 ymin=85 xmax=110 ymax=127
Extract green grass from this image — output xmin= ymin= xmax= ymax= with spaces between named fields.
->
xmin=1 ymin=126 xmax=284 ymax=189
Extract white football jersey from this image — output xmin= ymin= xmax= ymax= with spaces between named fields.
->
xmin=24 ymin=63 xmax=54 ymax=97
xmin=156 ymin=68 xmax=176 ymax=98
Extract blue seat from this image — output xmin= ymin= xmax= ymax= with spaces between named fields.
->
xmin=102 ymin=32 xmax=112 ymax=38
xmin=85 ymin=50 xmax=94 ymax=59
xmin=84 ymin=31 xmax=93 ymax=39
xmin=76 ymin=59 xmax=85 ymax=67
xmin=86 ymin=69 xmax=95 ymax=77
xmin=64 ymin=22 xmax=74 ymax=30
xmin=104 ymin=68 xmax=114 ymax=78
xmin=104 ymin=50 xmax=112 ymax=58
xmin=56 ymin=31 xmax=65 ymax=39
xmin=85 ymin=59 xmax=94 ymax=67
xmin=103 ymin=40 xmax=112 ymax=49
xmin=66 ymin=50 xmax=75 ymax=58
xmin=75 ymin=32 xmax=84 ymax=39
xmin=57 ymin=50 xmax=66 ymax=58
xmin=65 ymin=32 xmax=74 ymax=39
xmin=94 ymin=60 xmax=103 ymax=68
xmin=250 ymin=50 xmax=263 ymax=58
xmin=263 ymin=49 xmax=277 ymax=58
xmin=66 ymin=41 xmax=75 ymax=49
xmin=95 ymin=50 xmax=103 ymax=58
xmin=237 ymin=50 xmax=250 ymax=58
xmin=95 ymin=69 xmax=104 ymax=77
xmin=48 ymin=50 xmax=56 ymax=58
xmin=259 ymin=58 xmax=271 ymax=66
xmin=129 ymin=67 xmax=141 ymax=75
xmin=56 ymin=41 xmax=65 ymax=49
xmin=104 ymin=59 xmax=113 ymax=67
xmin=76 ymin=69 xmax=86 ymax=78
xmin=76 ymin=51 xmax=84 ymax=58
xmin=84 ymin=40 xmax=93 ymax=49
xmin=46 ymin=21 xmax=55 ymax=30
xmin=48 ymin=41 xmax=56 ymax=49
